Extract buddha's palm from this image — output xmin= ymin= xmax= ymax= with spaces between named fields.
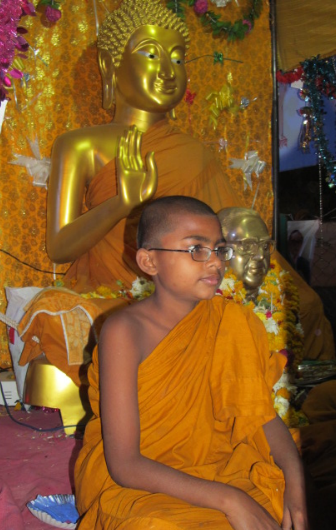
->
xmin=116 ymin=125 xmax=158 ymax=210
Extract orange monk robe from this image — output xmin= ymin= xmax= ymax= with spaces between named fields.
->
xmin=75 ymin=298 xmax=287 ymax=529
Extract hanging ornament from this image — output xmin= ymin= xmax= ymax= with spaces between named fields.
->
xmin=230 ymin=150 xmax=266 ymax=190
xmin=210 ymin=0 xmax=233 ymax=7
xmin=206 ymin=80 xmax=240 ymax=130
xmin=9 ymin=137 xmax=51 ymax=188
xmin=298 ymin=106 xmax=313 ymax=153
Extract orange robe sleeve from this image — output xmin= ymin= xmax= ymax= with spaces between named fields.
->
xmin=74 ymin=298 xmax=287 ymax=529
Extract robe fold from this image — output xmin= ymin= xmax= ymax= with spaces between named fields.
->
xmin=75 ymin=297 xmax=287 ymax=529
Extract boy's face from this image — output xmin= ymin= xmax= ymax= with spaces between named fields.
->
xmin=150 ymin=213 xmax=227 ymax=302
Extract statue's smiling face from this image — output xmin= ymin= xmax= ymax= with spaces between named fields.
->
xmin=116 ymin=26 xmax=187 ymax=112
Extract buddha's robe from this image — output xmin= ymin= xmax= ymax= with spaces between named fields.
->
xmin=75 ymin=297 xmax=287 ymax=529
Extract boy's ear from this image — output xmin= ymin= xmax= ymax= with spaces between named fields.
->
xmin=136 ymin=249 xmax=158 ymax=276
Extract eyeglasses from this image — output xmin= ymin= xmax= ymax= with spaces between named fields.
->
xmin=226 ymin=239 xmax=275 ymax=255
xmin=148 ymin=245 xmax=233 ymax=262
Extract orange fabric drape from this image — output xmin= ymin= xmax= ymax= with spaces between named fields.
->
xmin=75 ymin=297 xmax=287 ymax=529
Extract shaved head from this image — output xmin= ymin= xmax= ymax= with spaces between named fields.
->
xmin=137 ymin=196 xmax=217 ymax=249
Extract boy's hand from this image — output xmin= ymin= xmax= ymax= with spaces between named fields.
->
xmin=224 ymin=486 xmax=282 ymax=530
xmin=282 ymin=484 xmax=309 ymax=530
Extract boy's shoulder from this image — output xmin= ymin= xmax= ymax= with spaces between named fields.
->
xmin=100 ymin=298 xmax=156 ymax=344
xmin=102 ymin=300 xmax=146 ymax=332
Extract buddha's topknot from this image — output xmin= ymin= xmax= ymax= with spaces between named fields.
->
xmin=98 ymin=0 xmax=190 ymax=67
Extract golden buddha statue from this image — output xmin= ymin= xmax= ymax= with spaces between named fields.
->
xmin=18 ymin=0 xmax=238 ymax=422
xmin=218 ymin=207 xmax=274 ymax=301
xmin=47 ymin=0 xmax=189 ymax=265
xmin=45 ymin=0 xmax=237 ymax=294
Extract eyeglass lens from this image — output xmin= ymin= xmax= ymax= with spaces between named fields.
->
xmin=192 ymin=247 xmax=232 ymax=262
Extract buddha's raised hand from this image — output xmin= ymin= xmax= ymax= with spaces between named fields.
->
xmin=116 ymin=125 xmax=157 ymax=211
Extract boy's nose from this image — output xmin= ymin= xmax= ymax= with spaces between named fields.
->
xmin=207 ymin=250 xmax=222 ymax=268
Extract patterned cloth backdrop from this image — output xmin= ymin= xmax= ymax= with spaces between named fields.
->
xmin=0 ymin=0 xmax=273 ymax=367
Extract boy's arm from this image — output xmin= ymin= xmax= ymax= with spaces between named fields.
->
xmin=99 ymin=314 xmax=282 ymax=530
xmin=263 ymin=415 xmax=309 ymax=530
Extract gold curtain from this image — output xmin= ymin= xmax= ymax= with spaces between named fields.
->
xmin=276 ymin=0 xmax=336 ymax=71
xmin=0 ymin=0 xmax=273 ymax=367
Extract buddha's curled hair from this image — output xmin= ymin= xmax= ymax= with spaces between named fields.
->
xmin=97 ymin=0 xmax=190 ymax=67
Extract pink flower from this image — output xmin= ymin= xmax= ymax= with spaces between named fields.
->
xmin=45 ymin=6 xmax=62 ymax=23
xmin=242 ymin=19 xmax=252 ymax=34
xmin=194 ymin=0 xmax=208 ymax=16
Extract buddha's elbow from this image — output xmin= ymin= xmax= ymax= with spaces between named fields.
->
xmin=46 ymin=240 xmax=71 ymax=264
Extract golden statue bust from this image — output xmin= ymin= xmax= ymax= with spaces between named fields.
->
xmin=218 ymin=207 xmax=274 ymax=301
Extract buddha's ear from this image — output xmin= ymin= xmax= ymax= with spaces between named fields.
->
xmin=136 ymin=249 xmax=158 ymax=277
xmin=98 ymin=49 xmax=116 ymax=109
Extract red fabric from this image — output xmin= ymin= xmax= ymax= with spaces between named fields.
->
xmin=0 ymin=406 xmax=82 ymax=529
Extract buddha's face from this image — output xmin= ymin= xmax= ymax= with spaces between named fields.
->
xmin=115 ymin=25 xmax=187 ymax=113
xmin=222 ymin=215 xmax=272 ymax=293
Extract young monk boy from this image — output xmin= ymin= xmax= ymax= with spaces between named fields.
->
xmin=75 ymin=196 xmax=309 ymax=530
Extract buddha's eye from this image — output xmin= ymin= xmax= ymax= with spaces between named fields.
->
xmin=171 ymin=58 xmax=184 ymax=65
xmin=137 ymin=50 xmax=159 ymax=60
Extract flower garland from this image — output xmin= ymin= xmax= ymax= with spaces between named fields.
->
xmin=166 ymin=0 xmax=263 ymax=42
xmin=218 ymin=260 xmax=305 ymax=369
xmin=0 ymin=0 xmax=36 ymax=103
xmin=77 ymin=260 xmax=307 ymax=428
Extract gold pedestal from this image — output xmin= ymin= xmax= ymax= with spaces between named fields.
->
xmin=23 ymin=356 xmax=92 ymax=435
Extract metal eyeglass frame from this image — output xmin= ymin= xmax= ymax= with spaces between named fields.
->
xmin=147 ymin=246 xmax=233 ymax=262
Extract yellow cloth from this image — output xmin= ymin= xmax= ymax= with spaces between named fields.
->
xmin=18 ymin=288 xmax=102 ymax=385
xmin=75 ymin=297 xmax=287 ymax=529
xmin=276 ymin=0 xmax=336 ymax=71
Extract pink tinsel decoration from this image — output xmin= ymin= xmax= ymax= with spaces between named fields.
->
xmin=194 ymin=0 xmax=208 ymax=16
xmin=0 ymin=0 xmax=36 ymax=103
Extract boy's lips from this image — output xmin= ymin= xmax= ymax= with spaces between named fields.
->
xmin=201 ymin=274 xmax=221 ymax=286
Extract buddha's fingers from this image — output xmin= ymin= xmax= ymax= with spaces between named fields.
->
xmin=141 ymin=152 xmax=158 ymax=201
